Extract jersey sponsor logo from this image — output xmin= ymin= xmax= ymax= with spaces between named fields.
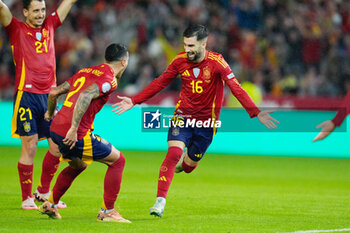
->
xmin=23 ymin=121 xmax=31 ymax=133
xmin=227 ymin=73 xmax=235 ymax=79
xmin=181 ymin=70 xmax=190 ymax=77
xmin=159 ymin=176 xmax=167 ymax=182
xmin=143 ymin=110 xmax=161 ymax=129
xmin=102 ymin=82 xmax=111 ymax=93
xmin=193 ymin=68 xmax=200 ymax=78
xmin=36 ymin=32 xmax=42 ymax=41
xmin=25 ymin=84 xmax=32 ymax=88
xmin=51 ymin=12 xmax=56 ymax=16
xmin=203 ymin=66 xmax=211 ymax=83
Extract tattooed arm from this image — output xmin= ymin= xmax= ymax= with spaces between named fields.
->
xmin=45 ymin=81 xmax=71 ymax=121
xmin=63 ymin=83 xmax=100 ymax=149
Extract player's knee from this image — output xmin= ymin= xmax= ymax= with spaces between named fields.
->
xmin=48 ymin=139 xmax=60 ymax=157
xmin=22 ymin=144 xmax=37 ymax=159
xmin=187 ymin=146 xmax=204 ymax=162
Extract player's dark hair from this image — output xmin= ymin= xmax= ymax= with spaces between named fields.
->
xmin=105 ymin=43 xmax=128 ymax=62
xmin=23 ymin=0 xmax=45 ymax=10
xmin=183 ymin=24 xmax=208 ymax=41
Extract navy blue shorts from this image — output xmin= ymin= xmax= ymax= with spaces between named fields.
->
xmin=167 ymin=116 xmax=216 ymax=161
xmin=50 ymin=131 xmax=112 ymax=165
xmin=11 ymin=91 xmax=52 ymax=140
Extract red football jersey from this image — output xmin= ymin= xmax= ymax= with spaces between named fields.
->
xmin=332 ymin=91 xmax=350 ymax=126
xmin=132 ymin=51 xmax=260 ymax=120
xmin=4 ymin=12 xmax=61 ymax=94
xmin=51 ymin=64 xmax=117 ymax=139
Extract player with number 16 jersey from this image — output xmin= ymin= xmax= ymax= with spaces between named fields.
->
xmin=113 ymin=24 xmax=279 ymax=218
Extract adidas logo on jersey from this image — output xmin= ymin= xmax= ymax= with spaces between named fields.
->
xmin=181 ymin=70 xmax=190 ymax=77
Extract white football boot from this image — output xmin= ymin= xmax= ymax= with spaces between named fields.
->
xmin=149 ymin=197 xmax=166 ymax=217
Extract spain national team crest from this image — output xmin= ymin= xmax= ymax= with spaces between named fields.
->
xmin=203 ymin=66 xmax=211 ymax=83
xmin=42 ymin=28 xmax=49 ymax=39
xmin=172 ymin=127 xmax=180 ymax=136
xmin=23 ymin=121 xmax=31 ymax=133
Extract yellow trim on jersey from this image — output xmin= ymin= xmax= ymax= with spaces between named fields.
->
xmin=18 ymin=59 xmax=26 ymax=90
xmin=82 ymin=131 xmax=93 ymax=165
xmin=11 ymin=90 xmax=23 ymax=138
xmin=171 ymin=53 xmax=187 ymax=63
xmin=208 ymin=53 xmax=228 ymax=68
xmin=174 ymin=100 xmax=181 ymax=113
xmin=59 ymin=152 xmax=73 ymax=163
xmin=11 ymin=45 xmax=16 ymax=66
xmin=211 ymin=95 xmax=217 ymax=138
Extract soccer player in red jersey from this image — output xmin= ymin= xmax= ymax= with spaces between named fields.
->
xmin=113 ymin=24 xmax=279 ymax=217
xmin=313 ymin=92 xmax=350 ymax=141
xmin=0 ymin=0 xmax=77 ymax=210
xmin=38 ymin=43 xmax=131 ymax=223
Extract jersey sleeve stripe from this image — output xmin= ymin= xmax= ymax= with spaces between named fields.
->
xmin=172 ymin=53 xmax=187 ymax=62
xmin=208 ymin=54 xmax=228 ymax=68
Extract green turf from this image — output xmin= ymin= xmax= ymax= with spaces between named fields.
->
xmin=0 ymin=146 xmax=349 ymax=233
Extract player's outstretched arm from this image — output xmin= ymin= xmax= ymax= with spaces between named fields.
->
xmin=63 ymin=83 xmax=99 ymax=149
xmin=57 ymin=0 xmax=77 ymax=23
xmin=313 ymin=120 xmax=335 ymax=142
xmin=112 ymin=95 xmax=134 ymax=115
xmin=45 ymin=81 xmax=71 ymax=121
xmin=0 ymin=0 xmax=13 ymax=27
xmin=257 ymin=110 xmax=279 ymax=129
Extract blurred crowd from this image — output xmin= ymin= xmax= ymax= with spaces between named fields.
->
xmin=1 ymin=0 xmax=350 ymax=101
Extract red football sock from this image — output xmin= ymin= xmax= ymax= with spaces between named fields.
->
xmin=103 ymin=153 xmax=125 ymax=210
xmin=37 ymin=151 xmax=60 ymax=193
xmin=50 ymin=165 xmax=86 ymax=204
xmin=18 ymin=162 xmax=33 ymax=201
xmin=157 ymin=146 xmax=183 ymax=198
xmin=182 ymin=160 xmax=198 ymax=173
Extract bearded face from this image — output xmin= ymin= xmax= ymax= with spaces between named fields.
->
xmin=183 ymin=36 xmax=206 ymax=63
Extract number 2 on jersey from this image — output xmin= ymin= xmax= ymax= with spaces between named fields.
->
xmin=190 ymin=80 xmax=203 ymax=93
xmin=63 ymin=77 xmax=86 ymax=107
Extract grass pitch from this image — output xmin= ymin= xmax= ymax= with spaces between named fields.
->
xmin=0 ymin=146 xmax=349 ymax=233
